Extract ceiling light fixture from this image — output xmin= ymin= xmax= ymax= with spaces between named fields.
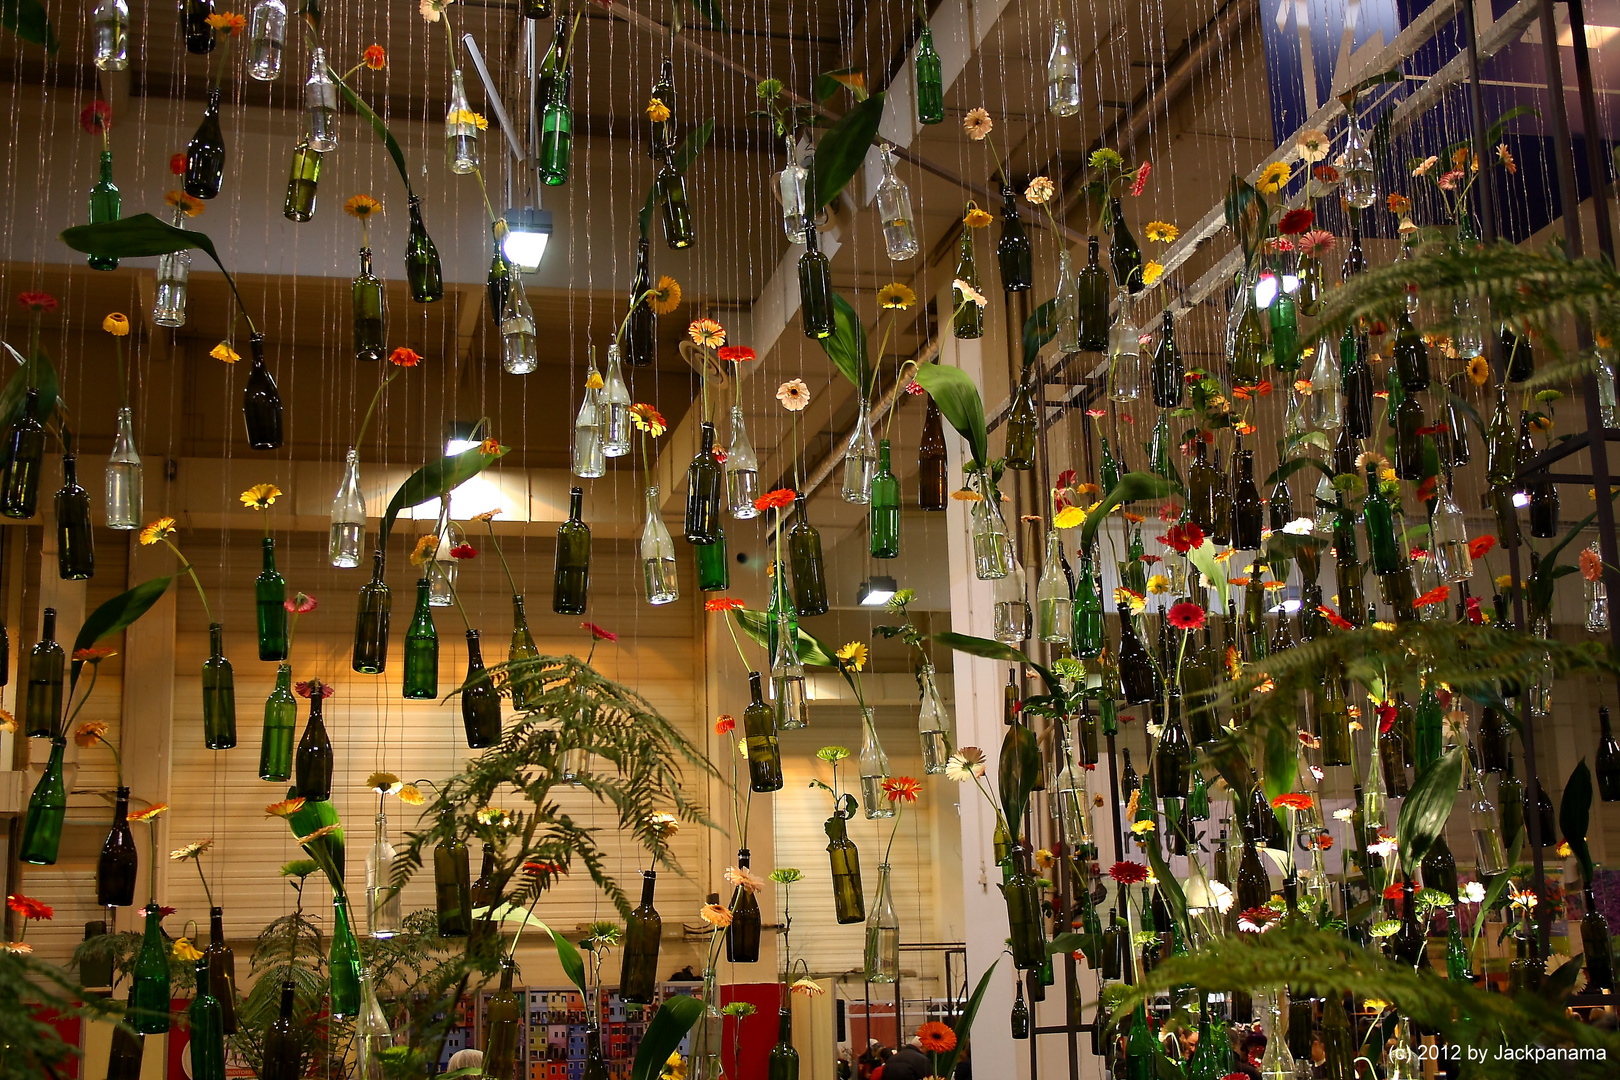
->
xmin=858 ymin=576 xmax=899 ymax=607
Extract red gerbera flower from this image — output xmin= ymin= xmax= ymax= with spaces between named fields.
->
xmin=295 ymin=680 xmax=335 ymax=699
xmin=1313 ymin=164 xmax=1340 ymax=183
xmin=80 ymin=100 xmax=112 ymax=134
xmin=1376 ymin=702 xmax=1398 ymax=734
xmin=389 ymin=347 xmax=422 ymax=367
xmin=754 ymin=488 xmax=796 ymax=512
xmin=1165 ymin=522 xmax=1205 ymax=554
xmin=916 ymin=1020 xmax=957 ymax=1053
xmin=1056 ymin=469 xmax=1078 ymax=490
xmin=582 ymin=622 xmax=617 ymax=642
xmin=1167 ymin=602 xmax=1206 ymax=630
xmin=1383 ymin=884 xmax=1405 ymax=900
xmin=449 ymin=543 xmax=477 ymax=560
xmin=17 ymin=291 xmax=56 ymax=313
xmin=1414 ymin=585 xmax=1451 ymax=607
xmin=705 ymin=598 xmax=745 ymax=612
xmin=1465 ymin=596 xmax=1484 ymax=624
xmin=1278 ymin=207 xmax=1315 ymax=235
xmin=882 ymin=777 xmax=921 ymax=803
xmin=1129 ymin=161 xmax=1152 ymax=196
xmin=1317 ymin=604 xmax=1354 ymax=630
xmin=523 ymin=860 xmax=566 ymax=876
xmin=1469 ymin=535 xmax=1497 ymax=559
xmin=716 ymin=346 xmax=756 ymax=363
xmin=170 ymin=151 xmax=188 ymax=175
xmin=1271 ymin=792 xmax=1314 ymax=811
xmin=7 ymin=894 xmax=53 ymax=921
xmin=1108 ymin=860 xmax=1148 ymax=885
xmin=714 ymin=715 xmax=736 ymax=735
xmin=283 ymin=593 xmax=317 ymax=614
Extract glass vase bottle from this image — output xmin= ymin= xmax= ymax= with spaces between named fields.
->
xmin=646 ymin=56 xmax=674 ymax=156
xmin=184 ymin=88 xmax=225 ymax=200
xmin=1341 ymin=110 xmax=1376 ymax=209
xmin=204 ymin=906 xmax=238 ymax=1034
xmin=461 ymin=629 xmax=501 ymax=748
xmin=726 ymin=403 xmax=760 ymax=518
xmin=1004 ymin=373 xmax=1038 ymax=470
xmin=698 ymin=530 xmax=732 ymax=595
xmin=657 ymin=145 xmax=695 ymax=249
xmin=1109 ymin=290 xmax=1142 ymax=400
xmin=352 ymin=550 xmax=391 ymax=673
xmin=553 ymin=486 xmax=591 ymax=615
xmin=874 ymin=144 xmax=919 ymax=260
xmin=996 ymin=186 xmax=1032 ymax=292
xmin=201 ymin=623 xmax=236 ymax=750
xmin=97 ymin=786 xmax=138 ymax=906
xmin=131 ymin=903 xmax=171 ymax=1033
xmin=352 ymin=248 xmax=385 ymax=361
xmin=259 ymin=662 xmax=296 ymax=782
xmin=1036 ymin=529 xmax=1071 ymax=643
xmin=243 ymin=334 xmax=283 ymax=450
xmin=1151 ymin=310 xmax=1183 ymax=408
xmin=572 ymin=363 xmax=606 ymax=479
xmin=483 ymin=957 xmax=522 ymax=1079
xmin=743 ymin=672 xmax=783 ymax=792
xmin=153 ymin=212 xmax=191 ymax=327
xmin=54 ymin=453 xmax=94 ymax=580
xmin=863 ymin=863 xmax=901 ymax=983
xmin=86 ymin=150 xmax=120 ymax=270
xmin=914 ymin=25 xmax=944 ymax=124
xmin=626 ymin=240 xmax=657 ymax=366
xmin=685 ymin=422 xmax=724 ymax=543
xmin=301 ymin=48 xmax=338 ymax=151
xmin=93 ymin=0 xmax=129 ymax=70
xmin=19 ymin=736 xmax=66 ymax=864
xmin=787 ymin=492 xmax=828 ymax=615
xmin=329 ymin=897 xmax=361 ymax=1018
xmin=1053 ymin=249 xmax=1080 ymax=354
xmin=405 ymin=194 xmax=444 ymax=303
xmin=1005 ymin=845 xmax=1047 ymax=969
xmin=329 ymin=448 xmax=365 ymax=568
xmin=1074 ymin=236 xmax=1110 ymax=351
xmin=726 ymin=849 xmax=762 ymax=962
xmin=994 ymin=560 xmax=1031 ymax=645
xmin=401 ymin=578 xmax=437 ymax=701
xmin=1047 ymin=19 xmax=1081 ymax=114
xmin=918 ymin=662 xmax=953 ymax=773
xmin=445 ymin=69 xmax=479 ymax=173
xmin=621 ymin=871 xmax=662 ymax=1003
xmin=767 ymin=1007 xmax=799 ymax=1080
xmin=22 ymin=607 xmax=62 ymax=737
xmin=641 ymin=485 xmax=679 ymax=605
xmin=260 ymin=982 xmax=301 ymax=1080
xmin=799 ymin=221 xmax=835 ymax=338
xmin=181 ymin=0 xmax=215 ymax=52
xmin=970 ymin=483 xmax=1013 ymax=581
xmin=539 ymin=68 xmax=573 ymax=185
xmin=918 ymin=396 xmax=948 ymax=510
xmin=770 ymin=608 xmax=808 ymax=731
xmin=869 ymin=439 xmax=900 ymax=557
xmin=189 ymin=957 xmax=226 ymax=1080
xmin=282 ymin=142 xmax=321 ymax=222
xmin=101 ymin=405 xmax=142 ymax=530
xmin=0 ymin=387 xmax=45 ymax=519
xmin=293 ymin=684 xmax=332 ymax=800
xmin=502 ymin=595 xmax=541 ymax=713
xmin=859 ymin=712 xmax=894 ymax=819
xmin=777 ymin=137 xmax=809 ymax=243
xmin=826 ymin=813 xmax=865 ymax=923
xmin=1109 ymin=197 xmax=1143 ymax=293
xmin=499 ymin=279 xmax=538 ymax=374
xmin=840 ymin=397 xmax=879 ymax=504
xmin=952 ymin=227 xmax=984 ymax=338
xmin=246 ymin=0 xmax=285 ymax=79
xmin=434 ymin=806 xmax=471 ymax=938
xmin=601 ymin=344 xmax=633 ymax=456
xmin=254 ymin=537 xmax=288 ymax=660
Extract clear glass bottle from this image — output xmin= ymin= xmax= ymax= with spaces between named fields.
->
xmin=1036 ymin=530 xmax=1072 ymax=642
xmin=366 ymin=811 xmax=401 ymax=938
xmin=102 ymin=406 xmax=142 ymax=530
xmin=246 ymin=0 xmax=286 ymax=80
xmin=1586 ymin=541 xmax=1610 ymax=633
xmin=1431 ymin=480 xmax=1473 ymax=583
xmin=863 ymin=863 xmax=901 ymax=983
xmin=499 ymin=279 xmax=538 ymax=374
xmin=426 ymin=524 xmax=462 ymax=607
xmin=573 ymin=362 xmax=606 ymax=479
xmin=771 ymin=608 xmax=809 ymax=731
xmin=971 ymin=484 xmax=1013 ymax=580
xmin=994 ymin=560 xmax=1030 ymax=645
xmin=917 ymin=662 xmax=952 ymax=773
xmin=152 ymin=213 xmax=191 ymax=327
xmin=302 ymin=49 xmax=338 ymax=151
xmin=777 ymin=137 xmax=808 ymax=243
xmin=1108 ymin=289 xmax=1142 ymax=401
xmin=840 ymin=396 xmax=878 ymax=504
xmin=874 ymin=145 xmax=919 ymax=261
xmin=1054 ymin=249 xmax=1080 ymax=354
xmin=601 ymin=344 xmax=632 ymax=457
xmin=726 ymin=403 xmax=759 ymax=518
xmin=859 ymin=712 xmax=894 ymax=819
xmin=1594 ymin=344 xmax=1619 ymax=427
xmin=445 ymin=69 xmax=479 ymax=174
xmin=1469 ymin=766 xmax=1508 ymax=876
xmin=1309 ymin=336 xmax=1342 ymax=429
xmin=1047 ymin=19 xmax=1081 ymax=115
xmin=329 ymin=447 xmax=366 ymax=569
xmin=93 ymin=0 xmax=129 ymax=71
xmin=641 ymin=485 xmax=678 ymax=605
xmin=1341 ymin=111 xmax=1376 ymax=209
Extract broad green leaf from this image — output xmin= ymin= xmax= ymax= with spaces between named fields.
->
xmin=1558 ymin=759 xmax=1593 ymax=880
xmin=1540 ymin=954 xmax=1584 ymax=1007
xmin=1337 ymin=69 xmax=1401 ymax=107
xmin=61 ymin=213 xmax=223 ymax=266
xmin=0 ymin=0 xmax=55 ymax=51
xmin=733 ymin=608 xmax=837 ymax=667
xmin=0 ymin=342 xmax=62 ymax=431
xmin=1185 ymin=537 xmax=1230 ymax=610
xmin=931 ymin=632 xmax=1059 ymax=698
xmin=378 ymin=444 xmax=510 ymax=550
xmin=998 ymin=722 xmax=1042 ymax=836
xmin=1140 ymin=830 xmax=1189 ymax=935
xmin=936 ymin=959 xmax=1000 ymax=1078
xmin=1080 ymin=472 xmax=1178 ymax=552
xmin=818 ymin=292 xmax=872 ymax=394
xmin=814 ymin=67 xmax=866 ymax=104
xmin=1023 ymin=298 xmax=1060 ymax=368
xmin=69 ymin=576 xmax=174 ymax=694
xmin=913 ymin=363 xmax=987 ymax=468
xmin=330 ymin=71 xmax=413 ymax=196
xmin=811 ymin=94 xmax=886 ymax=212
xmin=640 ymin=118 xmax=715 ymax=239
xmin=1203 ymin=737 xmax=1253 ymax=806
xmin=1261 ymin=723 xmax=1297 ymax=811
xmin=1047 ymin=930 xmax=1104 ymax=959
xmin=1395 ymin=746 xmax=1464 ymax=877
xmin=631 ymin=995 xmax=706 ymax=1080
xmin=1264 ymin=456 xmax=1330 ymax=488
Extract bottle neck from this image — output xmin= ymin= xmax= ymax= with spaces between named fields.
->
xmin=371 ymin=551 xmax=387 ymax=584
xmin=749 ymin=671 xmax=764 ymax=703
xmin=208 ymin=623 xmax=224 ymax=655
xmin=466 ymin=629 xmax=483 ymax=660
xmin=210 ymin=908 xmax=225 ymax=940
xmin=41 ymin=608 xmax=55 ymax=642
xmin=700 ymin=422 xmax=715 ymax=453
xmin=512 ymin=594 xmax=528 ymax=624
xmin=262 ymin=536 xmax=276 ymax=568
xmin=279 ymin=980 xmax=296 ymax=1017
xmin=640 ymin=871 xmax=657 ymax=907
xmin=417 ymin=579 xmax=432 ymax=605
xmin=308 ymin=688 xmax=324 ymax=722
xmin=737 ymin=848 xmax=751 ymax=869
xmin=569 ymin=486 xmax=583 ymax=520
xmin=877 ymin=440 xmax=891 ymax=469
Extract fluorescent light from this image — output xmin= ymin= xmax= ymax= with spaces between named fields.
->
xmin=858 ymin=576 xmax=898 ymax=607
xmin=501 ymin=206 xmax=553 ymax=273
xmin=445 ymin=421 xmax=480 ymax=457
xmin=1282 ymin=274 xmax=1300 ymax=294
xmin=446 ymin=439 xmax=479 ymax=456
xmin=1512 ymin=491 xmax=1531 ymax=508
xmin=1254 ymin=273 xmax=1280 ymax=309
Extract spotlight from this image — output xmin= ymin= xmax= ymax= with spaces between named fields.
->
xmin=445 ymin=421 xmax=480 ymax=456
xmin=1512 ymin=491 xmax=1531 ymax=508
xmin=500 ymin=206 xmax=553 ymax=273
xmin=858 ymin=576 xmax=898 ymax=607
xmin=1254 ymin=272 xmax=1280 ymax=310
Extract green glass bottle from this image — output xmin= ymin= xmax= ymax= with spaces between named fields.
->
xmin=1117 ymin=614 xmax=1157 ymax=705
xmin=1124 ymin=1003 xmax=1155 ymax=1079
xmin=282 ymin=143 xmax=321 ymax=222
xmin=402 ymin=578 xmax=438 ymax=700
xmin=256 ymin=537 xmax=288 ymax=661
xmin=787 ymin=492 xmax=828 ymax=616
xmin=1581 ymin=883 xmax=1616 ymax=991
xmin=1362 ymin=466 xmax=1402 ymax=574
xmin=1230 ymin=278 xmax=1266 ymax=387
xmin=54 ymin=452 xmax=94 ymax=580
xmin=766 ymin=1007 xmax=800 ymax=1080
xmin=726 ymin=848 xmax=762 ymax=962
xmin=869 ymin=439 xmax=900 ymax=557
xmin=107 ymin=986 xmax=146 ymax=1080
xmin=470 ymin=843 xmax=496 ymax=952
xmin=656 ymin=146 xmax=695 ymax=249
xmin=1004 ymin=845 xmax=1047 ymax=970
xmin=1148 ymin=411 xmax=1173 ymax=478
xmin=684 ymin=422 xmax=724 ymax=543
xmin=743 ymin=671 xmax=783 ymax=792
xmin=1269 ymin=272 xmax=1300 ymax=372
xmin=433 ymin=806 xmax=472 ymax=938
xmin=1392 ymin=309 xmax=1430 ymax=393
xmin=553 ymin=486 xmax=590 ymax=614
xmin=1108 ymin=197 xmax=1144 ymax=294
xmin=258 ymin=662 xmax=297 ymax=782
xmin=696 ymin=528 xmax=730 ymax=592
xmin=183 ymin=88 xmax=225 ymax=199
xmin=1004 ymin=374 xmax=1038 ymax=469
xmin=508 ymin=595 xmax=542 ymax=710
xmin=1230 ymin=445 xmax=1262 ymax=550
xmin=538 ymin=71 xmax=573 ymax=185
xmin=260 ymin=981 xmax=301 ymax=1080
xmin=404 ymin=194 xmax=444 ymax=303
xmin=188 ymin=957 xmax=226 ymax=1080
xmin=799 ymin=222 xmax=835 ymax=338
xmin=1071 ymin=552 xmax=1104 ymax=658
xmin=294 ymin=683 xmax=333 ymax=801
xmin=0 ymin=387 xmax=46 ymax=519
xmin=621 ymin=871 xmax=662 ymax=1004
xmin=201 ymin=623 xmax=236 ymax=750
xmin=329 ymin=897 xmax=361 ymax=1018
xmin=996 ymin=186 xmax=1033 ymax=292
xmin=646 ymin=57 xmax=674 ymax=156
xmin=19 ymin=735 xmax=67 ymax=864
xmin=461 ymin=629 xmax=502 ymax=749
xmin=952 ymin=227 xmax=984 ymax=339
xmin=87 ymin=149 xmax=121 ymax=269
xmin=482 ymin=956 xmax=522 ymax=1078
xmin=352 ymin=247 xmax=385 ymax=362
xmin=1394 ymin=393 xmax=1424 ymax=480
xmin=203 ymin=906 xmax=237 ymax=1034
xmin=826 ymin=813 xmax=865 ymax=923
xmin=1414 ymin=678 xmax=1443 ymax=770
xmin=352 ymin=550 xmax=391 ymax=673
xmin=23 ymin=607 xmax=63 ymax=737
xmin=914 ymin=26 xmax=943 ymax=124
xmin=1150 ymin=310 xmax=1183 ymax=407
xmin=131 ymin=903 xmax=171 ymax=1034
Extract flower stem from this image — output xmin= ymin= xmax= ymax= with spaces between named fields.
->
xmin=354 ymin=369 xmax=403 ymax=448
xmin=164 ymin=540 xmax=214 ymax=625
xmin=486 ymin=521 xmax=521 ymax=597
xmin=195 ymin=857 xmax=215 ymax=910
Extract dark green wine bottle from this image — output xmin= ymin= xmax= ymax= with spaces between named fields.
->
xmin=433 ymin=807 xmax=472 ymax=938
xmin=626 ymin=238 xmax=657 ymax=366
xmin=1150 ymin=310 xmax=1183 ymax=407
xmin=1011 ymin=981 xmax=1031 ymax=1039
xmin=293 ymin=683 xmax=333 ymax=801
xmin=352 ymin=247 xmax=385 ymax=361
xmin=402 ymin=579 xmax=438 ymax=699
xmin=405 ymin=194 xmax=444 ymax=303
xmin=98 ymin=787 xmax=139 ymax=906
xmin=1394 ymin=393 xmax=1424 ymax=480
xmin=508 ymin=596 xmax=541 ymax=710
xmin=130 ymin=903 xmax=171 ymax=1033
xmin=869 ymin=439 xmax=900 ymax=557
xmin=914 ymin=26 xmax=944 ymax=124
xmin=256 ymin=537 xmax=288 ymax=660
xmin=19 ymin=735 xmax=66 ymax=864
xmin=767 ymin=1007 xmax=800 ymax=1080
xmin=201 ymin=623 xmax=236 ymax=750
xmin=54 ymin=452 xmax=94 ymax=580
xmin=0 ymin=387 xmax=45 ymax=519
xmin=1341 ymin=329 xmax=1374 ymax=439
xmin=553 ymin=486 xmax=590 ymax=614
xmin=106 ymin=987 xmax=146 ymax=1079
xmin=87 ymin=151 xmax=121 ymax=269
xmin=461 ymin=630 xmax=501 ymax=749
xmin=1504 ymin=322 xmax=1535 ymax=383
xmin=620 ymin=871 xmax=662 ymax=1004
xmin=952 ymin=227 xmax=984 ymax=338
xmin=826 ymin=813 xmax=865 ymax=923
xmin=685 ymin=422 xmax=723 ymax=543
xmin=726 ymin=848 xmax=762 ymax=962
xmin=744 ymin=672 xmax=783 ymax=792
xmin=1004 ymin=373 xmax=1038 ymax=469
xmin=799 ymin=223 xmax=834 ymax=338
xmin=283 ymin=143 xmax=320 ymax=222
xmin=1108 ymin=197 xmax=1143 ymax=294
xmin=996 ymin=186 xmax=1032 ymax=292
xmin=242 ymin=334 xmax=283 ymax=450
xmin=260 ymin=981 xmax=301 ymax=1080
xmin=1362 ymin=466 xmax=1402 ymax=574
xmin=259 ymin=663 xmax=296 ymax=782
xmin=352 ymin=551 xmax=391 ymax=674
xmin=1117 ymin=614 xmax=1157 ymax=705
xmin=1077 ymin=236 xmax=1110 ymax=350
xmin=183 ymin=88 xmax=225 ymax=200
xmin=656 ymin=146 xmax=695 ymax=250
xmin=1229 ymin=445 xmax=1262 ymax=550
xmin=787 ymin=492 xmax=828 ymax=616
xmin=696 ymin=527 xmax=730 ymax=592
xmin=538 ymin=71 xmax=573 ymax=186
xmin=188 ymin=957 xmax=226 ymax=1080
xmin=1392 ymin=310 xmax=1430 ymax=393
xmin=23 ymin=607 xmax=63 ymax=738
xmin=204 ymin=906 xmax=238 ymax=1035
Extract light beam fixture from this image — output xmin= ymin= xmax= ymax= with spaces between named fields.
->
xmin=858 ymin=576 xmax=899 ymax=607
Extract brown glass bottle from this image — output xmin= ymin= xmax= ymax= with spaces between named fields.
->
xmin=917 ymin=396 xmax=948 ymax=511
xmin=1229 ymin=444 xmax=1263 ymax=550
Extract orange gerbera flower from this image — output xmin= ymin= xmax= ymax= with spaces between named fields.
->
xmin=1413 ymin=585 xmax=1451 ymax=607
xmin=687 ymin=318 xmax=725 ymax=349
xmin=705 ymin=598 xmax=745 ymax=612
xmin=754 ymin=488 xmax=796 ymax=512
xmin=264 ymin=797 xmax=306 ymax=818
xmin=363 ymin=44 xmax=387 ymax=69
xmin=714 ymin=715 xmax=736 ymax=735
xmin=1271 ymin=792 xmax=1314 ymax=812
xmin=389 ymin=347 xmax=422 ymax=367
xmin=882 ymin=776 xmax=921 ymax=803
xmin=917 ymin=1021 xmax=957 ymax=1053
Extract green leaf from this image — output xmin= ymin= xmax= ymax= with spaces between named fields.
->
xmin=732 ymin=608 xmax=838 ymax=667
xmin=378 ymin=445 xmax=509 ymax=551
xmin=818 ymin=292 xmax=872 ymax=395
xmin=810 ymin=94 xmax=886 ymax=212
xmin=61 ymin=213 xmax=223 ymax=266
xmin=1047 ymin=930 xmax=1104 ymax=959
xmin=630 ymin=994 xmax=706 ymax=1080
xmin=1558 ymin=759 xmax=1593 ymax=881
xmin=0 ymin=0 xmax=56 ymax=51
xmin=1185 ymin=538 xmax=1230 ymax=611
xmin=814 ymin=67 xmax=865 ymax=104
xmin=998 ymin=722 xmax=1042 ymax=835
xmin=330 ymin=71 xmax=413 ymax=197
xmin=931 ymin=632 xmax=1059 ymax=698
xmin=936 ymin=959 xmax=1000 ymax=1078
xmin=1395 ymin=746 xmax=1464 ymax=877
xmin=1080 ymin=472 xmax=1178 ymax=552
xmin=0 ymin=343 xmax=62 ymax=431
xmin=1261 ymin=723 xmax=1297 ymax=811
xmin=685 ymin=0 xmax=728 ymax=32
xmin=912 ymin=363 xmax=987 ymax=468
xmin=640 ymin=119 xmax=715 ymax=239
xmin=1337 ymin=69 xmax=1402 ymax=107
xmin=69 ymin=576 xmax=174 ymax=695
xmin=1485 ymin=105 xmax=1540 ymax=151
xmin=1022 ymin=299 xmax=1060 ymax=368
xmin=1264 ymin=456 xmax=1331 ymax=488
xmin=1540 ymin=954 xmax=1583 ymax=1008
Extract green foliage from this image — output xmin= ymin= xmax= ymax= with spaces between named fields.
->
xmin=810 ymin=94 xmax=885 ymax=212
xmin=60 ymin=214 xmax=253 ymax=327
xmin=639 ymin=119 xmax=715 ymax=239
xmin=330 ymin=71 xmax=411 ymax=196
xmin=70 ymin=576 xmax=174 ymax=694
xmin=0 ymin=342 xmax=62 ymax=432
xmin=733 ymin=608 xmax=837 ymax=667
xmin=912 ymin=362 xmax=988 ymax=468
xmin=0 ymin=0 xmax=55 ymax=51
xmin=818 ymin=292 xmax=873 ymax=395
xmin=1395 ymin=746 xmax=1464 ymax=877
xmin=1023 ymin=298 xmax=1060 ymax=368
xmin=630 ymin=994 xmax=705 ymax=1080
xmin=1081 ymin=472 xmax=1178 ymax=552
xmin=227 ymin=909 xmax=333 ymax=1080
xmin=0 ymin=951 xmax=120 ymax=1080
xmin=1559 ymin=759 xmax=1594 ymax=881
xmin=936 ymin=959 xmax=999 ymax=1077
xmin=998 ymin=722 xmax=1042 ymax=838
xmin=378 ymin=443 xmax=509 ymax=551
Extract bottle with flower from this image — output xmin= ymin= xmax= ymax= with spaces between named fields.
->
xmin=80 ymin=102 xmax=119 ymax=269
xmin=412 ymin=515 xmax=500 ymax=748
xmin=140 ymin=517 xmax=234 ymax=748
xmin=331 ymin=347 xmax=420 ymax=570
xmin=184 ymin=13 xmax=247 ymax=201
xmin=810 ymin=746 xmax=866 ymax=922
xmin=344 ymin=195 xmax=386 ymax=360
xmin=864 ymin=776 xmax=920 ymax=982
xmin=259 ymin=592 xmax=315 ymax=783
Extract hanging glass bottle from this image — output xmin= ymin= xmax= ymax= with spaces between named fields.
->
xmin=184 ymin=88 xmax=225 ymax=200
xmin=482 ymin=957 xmax=522 ymax=1080
xmin=787 ymin=491 xmax=829 ymax=615
xmin=1341 ymin=111 xmax=1376 ymax=209
xmin=970 ymin=480 xmax=1013 ymax=580
xmin=725 ymin=403 xmax=760 ymax=518
xmin=1229 ymin=270 xmax=1266 ymax=387
xmin=917 ymin=397 xmax=948 ymax=511
xmin=54 ymin=453 xmax=94 ymax=580
xmin=500 ymin=279 xmax=538 ymax=374
xmin=684 ymin=421 xmax=724 ymax=543
xmin=1269 ymin=256 xmax=1301 ymax=372
xmin=1004 ymin=373 xmax=1039 ymax=469
xmin=427 ymin=524 xmax=462 ymax=606
xmin=0 ymin=389 xmax=43 ymax=520
xmin=994 ymin=560 xmax=1030 ymax=645
xmin=301 ymin=48 xmax=338 ymax=151
xmin=246 ymin=0 xmax=285 ymax=79
xmin=188 ymin=957 xmax=226 ymax=1080
xmin=840 ymin=396 xmax=879 ymax=504
xmin=952 ymin=226 xmax=984 ymax=339
xmin=1109 ymin=289 xmax=1142 ymax=400
xmin=293 ymin=683 xmax=332 ymax=800
xmin=285 ymin=142 xmax=320 ymax=219
xmin=201 ymin=623 xmax=236 ymax=750
xmin=401 ymin=578 xmax=438 ymax=700
xmin=433 ymin=806 xmax=471 ymax=938
xmin=19 ymin=736 xmax=67 ymax=864
xmin=656 ymin=145 xmax=695 ymax=249
xmin=255 ymin=537 xmax=288 ymax=659
xmin=771 ymin=608 xmax=808 ymax=731
xmin=153 ymin=210 xmax=191 ymax=327
xmin=539 ymin=67 xmax=573 ymax=185
xmin=869 ymin=439 xmax=900 ymax=557
xmin=86 ymin=149 xmax=120 ymax=270
xmin=352 ymin=248 xmax=385 ymax=361
xmin=777 ymin=137 xmax=808 ymax=243
xmin=624 ymin=238 xmax=657 ymax=366
xmin=328 ymin=448 xmax=366 ymax=568
xmin=1005 ymin=845 xmax=1047 ymax=969
xmin=461 ymin=629 xmax=502 ymax=748
xmin=742 ymin=673 xmax=783 ymax=791
xmin=553 ymin=487 xmax=591 ymax=616
xmin=204 ymin=905 xmax=238 ymax=1035
xmin=353 ymin=550 xmax=391 ymax=673
xmin=1586 ymin=541 xmax=1610 ymax=634
xmin=1053 ymin=249 xmax=1080 ymax=353
xmin=243 ymin=334 xmax=283 ymax=450
xmin=1108 ymin=197 xmax=1143 ymax=293
xmin=641 ymin=485 xmax=679 ymax=605
xmin=917 ymin=662 xmax=952 ymax=773
xmin=621 ymin=871 xmax=662 ymax=1003
xmin=405 ymin=194 xmax=444 ymax=303
xmin=507 ymin=594 xmax=542 ymax=711
xmin=601 ymin=344 xmax=632 ymax=456
xmin=799 ymin=221 xmax=835 ymax=338
xmin=859 ymin=712 xmax=894 ymax=819
xmin=93 ymin=0 xmax=130 ymax=70
xmin=260 ymin=981 xmax=302 ymax=1080
xmin=914 ymin=25 xmax=943 ymax=124
xmin=826 ymin=812 xmax=865 ymax=923
xmin=1036 ymin=529 xmax=1071 ymax=643
xmin=726 ymin=848 xmax=763 ymax=962
xmin=22 ymin=607 xmax=62 ymax=737
xmin=874 ymin=145 xmax=919 ymax=260
xmin=445 ymin=69 xmax=479 ymax=173
xmin=98 ymin=785 xmax=138 ymax=906
xmin=863 ymin=862 xmax=900 ymax=983
xmin=329 ymin=897 xmax=362 ymax=1018
xmin=259 ymin=662 xmax=296 ymax=782
xmin=1047 ymin=19 xmax=1081 ymax=114
xmin=1309 ymin=337 xmax=1342 ymax=429
xmin=997 ymin=186 xmax=1033 ymax=291
xmin=572 ymin=361 xmax=606 ymax=480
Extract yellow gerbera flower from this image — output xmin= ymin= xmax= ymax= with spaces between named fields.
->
xmin=630 ymin=403 xmax=668 ymax=437
xmin=647 ymin=98 xmax=671 ymax=123
xmin=366 ymin=771 xmax=403 ymax=795
xmin=409 ymin=534 xmax=439 ymax=567
xmin=688 ymin=318 xmax=726 ymax=349
xmin=397 ymin=784 xmax=426 ymax=806
xmin=836 ymin=641 xmax=867 ymax=671
xmin=128 ymin=803 xmax=170 ymax=822
xmin=877 ymin=283 xmax=916 ymax=310
xmin=139 ymin=517 xmax=177 ymax=546
xmin=102 ymin=313 xmax=130 ymax=336
xmin=173 ymin=937 xmax=204 ymax=962
xmin=648 ymin=275 xmax=682 ymax=315
xmin=1257 ymin=161 xmax=1292 ymax=194
xmin=343 ymin=194 xmax=382 ymax=219
xmin=1144 ymin=221 xmax=1178 ymax=243
xmin=240 ymin=483 xmax=281 ymax=510
xmin=211 ymin=342 xmax=241 ymax=364
xmin=1053 ymin=505 xmax=1086 ymax=529
xmin=1142 ymin=261 xmax=1165 ymax=287
xmin=585 ymin=370 xmax=604 ymax=390
xmin=1145 ymin=574 xmax=1170 ymax=595
xmin=74 ymin=721 xmax=109 ymax=748
xmin=962 ymin=203 xmax=992 ymax=229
